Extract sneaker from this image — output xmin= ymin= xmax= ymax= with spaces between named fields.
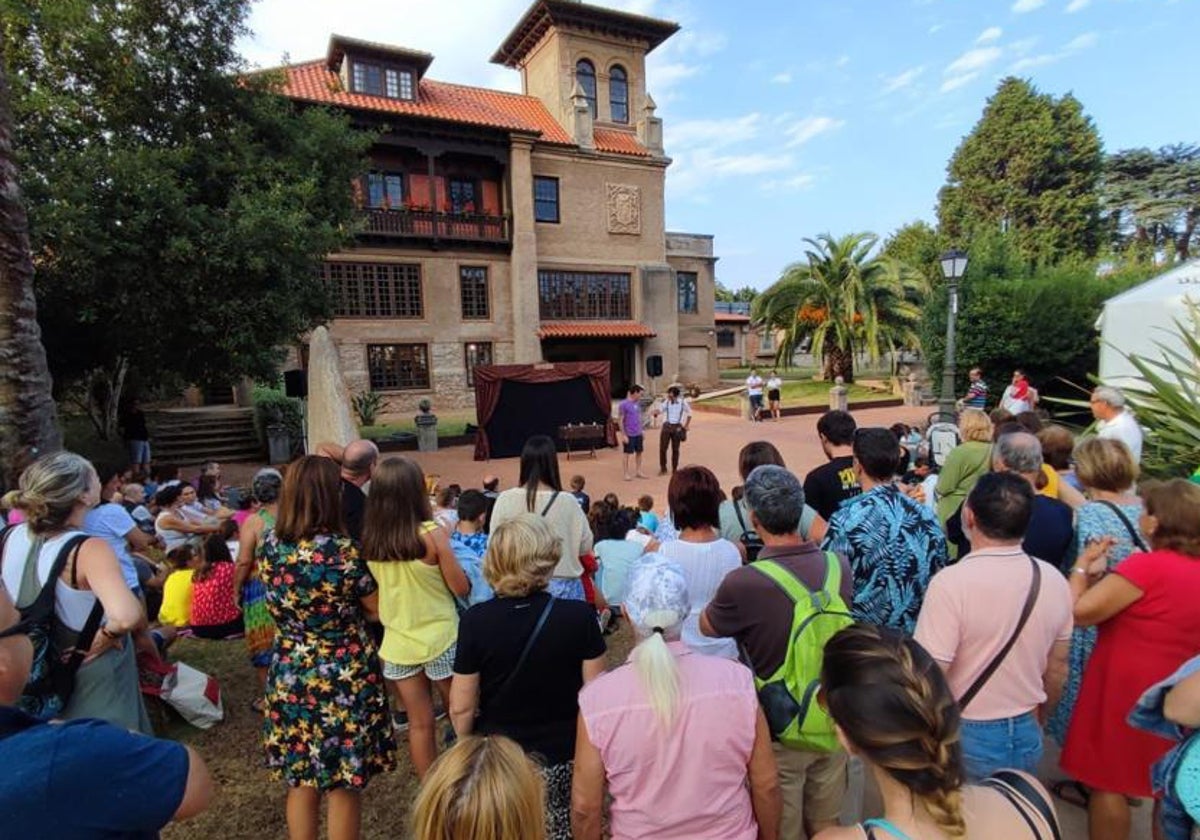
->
xmin=392 ymin=711 xmax=410 ymax=733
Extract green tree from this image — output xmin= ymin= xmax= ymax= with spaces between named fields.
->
xmin=715 ymin=283 xmax=758 ymax=303
xmin=1 ymin=0 xmax=374 ymax=437
xmin=1104 ymin=144 xmax=1200 ymax=262
xmin=753 ymin=232 xmax=927 ymax=382
xmin=883 ymin=220 xmax=943 ymax=287
xmin=937 ymin=78 xmax=1104 ymax=265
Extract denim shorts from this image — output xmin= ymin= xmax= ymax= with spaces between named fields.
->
xmin=959 ymin=711 xmax=1043 ymax=782
xmin=128 ymin=439 xmax=151 ymax=464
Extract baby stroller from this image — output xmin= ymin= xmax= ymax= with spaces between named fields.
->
xmin=923 ymin=411 xmax=961 ymax=470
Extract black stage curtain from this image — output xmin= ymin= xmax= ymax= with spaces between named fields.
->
xmin=483 ymin=377 xmax=605 ymax=459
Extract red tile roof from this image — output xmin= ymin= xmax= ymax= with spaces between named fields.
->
xmin=715 ymin=313 xmax=751 ymax=323
xmin=278 ymin=60 xmax=650 ymax=157
xmin=538 ymin=321 xmax=656 ymax=339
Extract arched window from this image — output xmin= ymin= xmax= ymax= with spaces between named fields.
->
xmin=575 ymin=59 xmax=597 ymax=118
xmin=609 ymin=65 xmax=629 ymax=123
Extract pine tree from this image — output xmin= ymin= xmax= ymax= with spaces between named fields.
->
xmin=937 ymin=78 xmax=1103 ymax=265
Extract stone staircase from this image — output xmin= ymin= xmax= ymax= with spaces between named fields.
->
xmin=149 ymin=407 xmax=262 ymax=465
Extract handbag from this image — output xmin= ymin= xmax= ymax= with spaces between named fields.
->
xmin=1095 ymin=500 xmax=1149 ymax=553
xmin=675 ymin=426 xmax=687 ymax=442
xmin=959 ymin=557 xmax=1041 ymax=711
xmin=139 ymin=653 xmax=224 ymax=729
xmin=732 ymin=498 xmax=763 ymax=563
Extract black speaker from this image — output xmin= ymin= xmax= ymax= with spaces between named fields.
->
xmin=283 ymin=368 xmax=307 ymax=399
xmin=646 ymin=355 xmax=663 ymax=378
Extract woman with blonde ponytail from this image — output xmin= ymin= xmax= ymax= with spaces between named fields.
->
xmin=572 ymin=557 xmax=781 ymax=840
xmin=815 ymin=624 xmax=1062 ymax=840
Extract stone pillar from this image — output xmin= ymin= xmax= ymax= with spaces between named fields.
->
xmin=571 ymin=80 xmax=594 ymax=151
xmin=637 ymin=93 xmax=663 ymax=156
xmin=508 ymin=138 xmax=541 ymax=363
xmin=638 ymin=264 xmax=679 ymax=396
xmin=415 ymin=412 xmax=438 ymax=452
xmin=829 ymin=376 xmax=849 ymax=412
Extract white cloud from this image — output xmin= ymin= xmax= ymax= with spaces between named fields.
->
xmin=1010 ymin=31 xmax=1098 ymax=71
xmin=1012 ymin=0 xmax=1047 ymax=12
xmin=762 ymin=173 xmax=817 ymax=192
xmin=928 ymin=23 xmax=945 ymax=34
xmin=945 ymin=46 xmax=1003 ymax=76
xmin=1066 ymin=0 xmax=1091 ymax=11
xmin=881 ymin=65 xmax=925 ymax=94
xmin=836 ymin=55 xmax=851 ymax=68
xmin=703 ymin=152 xmax=794 ymax=176
xmin=770 ymin=72 xmax=792 ymax=85
xmin=976 ymin=26 xmax=1003 ymax=43
xmin=672 ymin=30 xmax=728 ymax=57
xmin=782 ymin=116 xmax=845 ymax=147
xmin=940 ymin=72 xmax=979 ymax=93
xmin=666 ymin=113 xmax=763 ymax=149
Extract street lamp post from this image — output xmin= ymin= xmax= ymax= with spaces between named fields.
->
xmin=938 ymin=249 xmax=969 ymax=418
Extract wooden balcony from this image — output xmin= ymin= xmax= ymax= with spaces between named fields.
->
xmin=362 ymin=207 xmax=509 ymax=246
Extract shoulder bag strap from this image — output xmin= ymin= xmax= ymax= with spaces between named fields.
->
xmin=732 ymin=498 xmax=753 ymax=537
xmin=959 ymin=558 xmax=1041 ymax=711
xmin=1095 ymin=500 xmax=1149 ymax=553
xmin=751 ymin=559 xmax=817 ymax=607
xmin=539 ymin=491 xmax=561 ymax=518
xmin=984 ymin=771 xmax=1062 ymax=840
xmin=490 ymin=596 xmax=555 ymax=708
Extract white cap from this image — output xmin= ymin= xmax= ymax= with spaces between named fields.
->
xmin=624 ymin=555 xmax=690 ymax=635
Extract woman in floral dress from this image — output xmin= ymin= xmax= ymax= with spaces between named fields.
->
xmin=260 ymin=456 xmax=395 ymax=840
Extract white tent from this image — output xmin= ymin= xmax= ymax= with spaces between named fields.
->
xmin=1097 ymin=260 xmax=1200 ymax=387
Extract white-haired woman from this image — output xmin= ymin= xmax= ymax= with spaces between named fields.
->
xmin=571 ymin=557 xmax=781 ymax=840
xmin=0 ymin=452 xmax=149 ymax=731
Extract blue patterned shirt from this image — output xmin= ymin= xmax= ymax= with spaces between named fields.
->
xmin=821 ymin=484 xmax=950 ymax=634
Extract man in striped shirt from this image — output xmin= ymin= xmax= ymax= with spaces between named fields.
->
xmin=960 ymin=367 xmax=988 ymax=410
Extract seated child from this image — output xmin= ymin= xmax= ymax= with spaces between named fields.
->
xmin=570 ymin=474 xmax=590 ymax=513
xmin=595 ymin=507 xmax=646 ymax=610
xmin=450 ymin=490 xmax=493 ymax=609
xmin=636 ymin=494 xmax=658 ymax=535
xmin=189 ymin=535 xmax=244 ymax=640
xmin=158 ymin=546 xmax=197 ymax=628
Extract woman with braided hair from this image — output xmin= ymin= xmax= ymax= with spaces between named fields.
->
xmin=814 ymin=624 xmax=1062 ymax=840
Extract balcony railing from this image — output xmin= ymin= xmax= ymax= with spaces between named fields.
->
xmin=363 ymin=208 xmax=509 ymax=243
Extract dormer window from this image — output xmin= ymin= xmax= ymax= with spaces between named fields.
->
xmin=575 ymin=59 xmax=597 ymax=118
xmin=609 ymin=65 xmax=628 ymax=124
xmin=350 ymin=59 xmax=415 ymax=101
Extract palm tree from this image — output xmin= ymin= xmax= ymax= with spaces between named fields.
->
xmin=0 ymin=62 xmax=61 ymax=489
xmin=752 ymin=232 xmax=927 ymax=382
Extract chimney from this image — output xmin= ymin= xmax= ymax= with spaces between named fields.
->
xmin=571 ymin=79 xmax=594 ymax=151
xmin=638 ymin=92 xmax=663 ymax=156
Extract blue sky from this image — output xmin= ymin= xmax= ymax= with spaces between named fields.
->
xmin=238 ymin=0 xmax=1195 ymax=290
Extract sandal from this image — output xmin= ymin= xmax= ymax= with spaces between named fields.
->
xmin=249 ymin=698 xmax=266 ymax=713
xmin=1050 ymin=779 xmax=1090 ymax=809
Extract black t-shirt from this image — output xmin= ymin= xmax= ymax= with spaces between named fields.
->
xmin=946 ymin=494 xmax=1075 ymax=572
xmin=120 ymin=408 xmax=148 ymax=441
xmin=341 ymin=479 xmax=366 ymax=542
xmin=454 ymin=591 xmax=605 ymax=765
xmin=803 ymin=456 xmax=861 ymax=520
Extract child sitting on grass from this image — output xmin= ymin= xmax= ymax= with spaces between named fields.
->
xmin=636 ymin=494 xmax=658 ymax=535
xmin=450 ymin=490 xmax=493 ymax=609
xmin=158 ymin=545 xmax=197 ymax=628
xmin=189 ymin=534 xmax=244 ymax=640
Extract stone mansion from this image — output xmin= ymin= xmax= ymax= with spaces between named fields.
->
xmin=278 ymin=0 xmax=720 ymax=414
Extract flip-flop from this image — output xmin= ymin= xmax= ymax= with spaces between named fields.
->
xmin=249 ymin=698 xmax=266 ymax=713
xmin=1050 ymin=779 xmax=1090 ymax=808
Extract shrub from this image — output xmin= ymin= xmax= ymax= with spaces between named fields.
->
xmin=351 ymin=390 xmax=384 ymax=426
xmin=252 ymin=386 xmax=303 ymax=453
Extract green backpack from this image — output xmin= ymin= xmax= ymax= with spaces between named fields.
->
xmin=750 ymin=552 xmax=853 ymax=752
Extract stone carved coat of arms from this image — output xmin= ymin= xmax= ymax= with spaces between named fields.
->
xmin=606 ymin=183 xmax=641 ymax=235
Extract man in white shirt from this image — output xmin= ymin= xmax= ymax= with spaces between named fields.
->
xmin=654 ymin=385 xmax=692 ymax=475
xmin=746 ymin=367 xmax=765 ymax=421
xmin=1091 ymin=385 xmax=1143 ymax=463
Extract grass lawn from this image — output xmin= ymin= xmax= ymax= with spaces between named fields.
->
xmin=359 ymin=410 xmax=477 ymax=439
xmin=158 ymin=624 xmax=637 ymax=839
xmin=703 ymin=379 xmax=895 ymax=409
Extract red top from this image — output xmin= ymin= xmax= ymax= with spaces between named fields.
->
xmin=1061 ymin=549 xmax=1200 ymax=795
xmin=189 ymin=562 xmax=241 ymax=627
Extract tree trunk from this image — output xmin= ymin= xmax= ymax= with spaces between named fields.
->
xmin=0 ymin=63 xmax=61 ymax=490
xmin=823 ymin=346 xmax=856 ymax=383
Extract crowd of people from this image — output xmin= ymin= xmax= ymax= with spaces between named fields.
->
xmin=1 ymin=374 xmax=1198 ymax=840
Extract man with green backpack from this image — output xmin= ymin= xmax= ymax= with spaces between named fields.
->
xmin=702 ymin=464 xmax=854 ymax=840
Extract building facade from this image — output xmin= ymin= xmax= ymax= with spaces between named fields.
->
xmin=278 ymin=0 xmax=719 ymax=416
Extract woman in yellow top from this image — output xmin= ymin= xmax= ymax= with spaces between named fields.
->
xmin=363 ymin=457 xmax=470 ymax=779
